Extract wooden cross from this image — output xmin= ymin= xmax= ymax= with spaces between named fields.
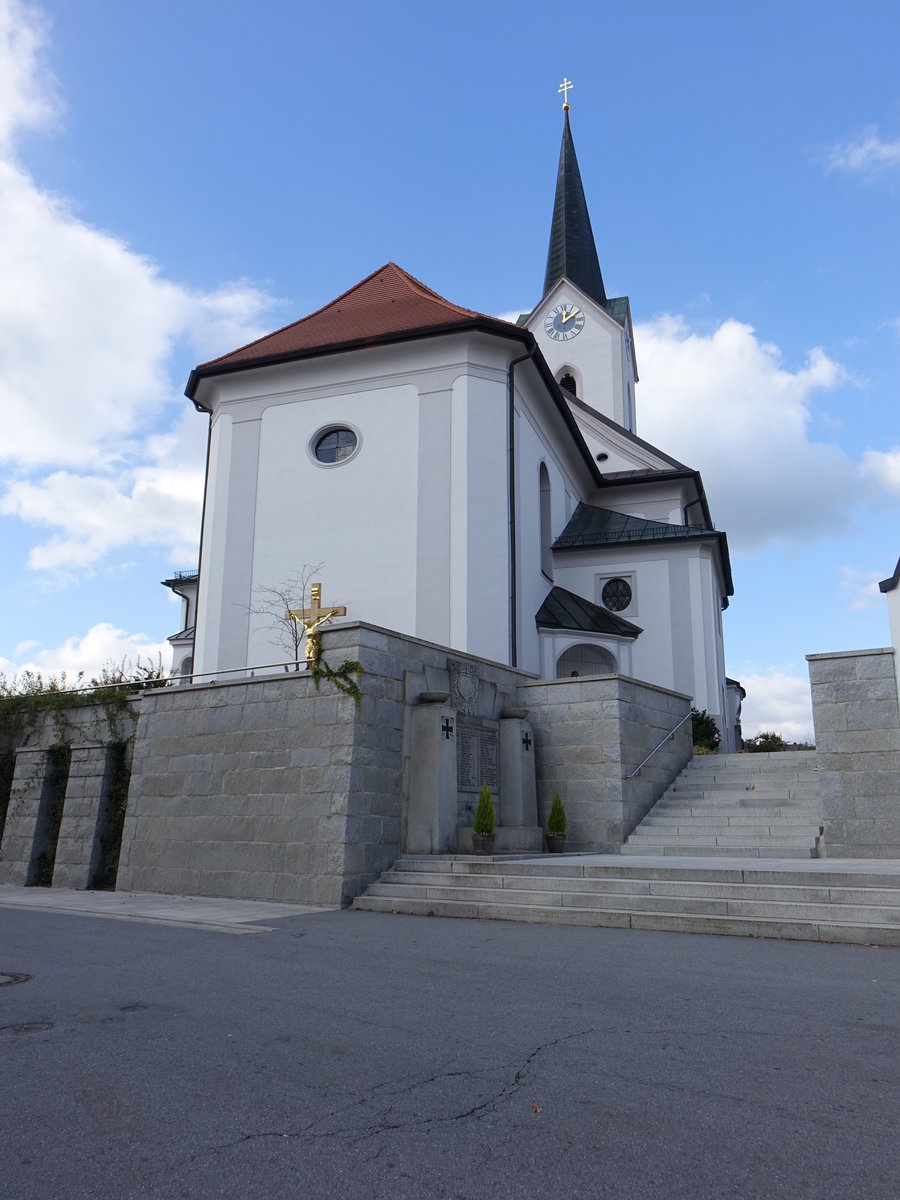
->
xmin=287 ymin=583 xmax=347 ymax=666
xmin=558 ymin=77 xmax=573 ymax=110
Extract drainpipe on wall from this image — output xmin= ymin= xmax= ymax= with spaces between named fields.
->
xmin=508 ymin=347 xmax=536 ymax=668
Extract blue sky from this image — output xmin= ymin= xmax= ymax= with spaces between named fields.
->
xmin=1 ymin=0 xmax=899 ymax=737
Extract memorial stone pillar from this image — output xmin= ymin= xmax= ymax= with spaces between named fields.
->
xmin=499 ymin=716 xmax=538 ymax=828
xmin=407 ymin=695 xmax=458 ymax=854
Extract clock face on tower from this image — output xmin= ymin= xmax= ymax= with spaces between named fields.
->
xmin=544 ymin=303 xmax=585 ymax=341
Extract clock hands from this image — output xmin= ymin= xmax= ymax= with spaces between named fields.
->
xmin=561 ymin=306 xmax=580 ymax=325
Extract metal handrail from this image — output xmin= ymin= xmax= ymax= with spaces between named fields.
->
xmin=4 ymin=657 xmax=310 ymax=700
xmin=626 ymin=710 xmax=693 ymax=779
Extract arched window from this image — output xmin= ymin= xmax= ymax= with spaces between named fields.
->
xmin=539 ymin=463 xmax=553 ymax=579
xmin=559 ymin=372 xmax=577 ymax=397
xmin=556 ymin=644 xmax=618 ymax=678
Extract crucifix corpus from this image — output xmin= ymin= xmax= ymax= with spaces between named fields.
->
xmin=286 ymin=583 xmax=347 ymax=667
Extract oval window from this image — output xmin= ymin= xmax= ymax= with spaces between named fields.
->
xmin=313 ymin=427 xmax=358 ymax=464
xmin=602 ymin=577 xmax=632 ymax=612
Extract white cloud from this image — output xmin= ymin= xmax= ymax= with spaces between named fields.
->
xmin=634 ymin=315 xmax=856 ymax=550
xmin=838 ymin=565 xmax=884 ymax=612
xmin=0 ymin=0 xmax=58 ymax=150
xmin=861 ymin=446 xmax=900 ymax=495
xmin=0 ymin=621 xmax=171 ymax=683
xmin=1 ymin=408 xmax=207 ymax=573
xmin=0 ymin=157 xmax=275 ymax=470
xmin=739 ymin=668 xmax=814 ymax=743
xmin=0 ymin=0 xmax=280 ymax=575
xmin=825 ymin=126 xmax=900 ymax=176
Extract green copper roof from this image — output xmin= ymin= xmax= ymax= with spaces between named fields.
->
xmin=554 ymin=503 xmax=713 ymax=549
xmin=536 ymin=586 xmax=642 ymax=638
xmin=553 ymin=503 xmax=734 ymax=600
xmin=543 ymin=111 xmax=607 ymax=307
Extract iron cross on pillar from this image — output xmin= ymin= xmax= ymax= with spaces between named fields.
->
xmin=286 ymin=583 xmax=347 ymax=667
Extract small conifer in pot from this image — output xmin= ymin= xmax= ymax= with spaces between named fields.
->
xmin=471 ymin=782 xmax=496 ymax=854
xmin=546 ymin=791 xmax=567 ymax=852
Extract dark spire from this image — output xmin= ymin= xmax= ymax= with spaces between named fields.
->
xmin=543 ymin=110 xmax=607 ymax=306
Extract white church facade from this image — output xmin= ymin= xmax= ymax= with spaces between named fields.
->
xmin=172 ymin=108 xmax=741 ymax=749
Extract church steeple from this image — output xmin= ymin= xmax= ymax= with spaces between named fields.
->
xmin=543 ymin=107 xmax=607 ymax=307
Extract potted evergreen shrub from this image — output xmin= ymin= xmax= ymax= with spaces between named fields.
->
xmin=471 ymin=781 xmax=496 ymax=855
xmin=546 ymin=791 xmax=567 ymax=853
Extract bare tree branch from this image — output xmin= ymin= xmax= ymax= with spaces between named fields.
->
xmin=242 ymin=563 xmax=325 ymax=670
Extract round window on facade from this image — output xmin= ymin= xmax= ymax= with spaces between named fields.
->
xmin=602 ymin=577 xmax=632 ymax=612
xmin=312 ymin=426 xmax=359 ymax=465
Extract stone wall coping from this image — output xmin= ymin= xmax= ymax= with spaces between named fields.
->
xmin=328 ymin=621 xmax=539 ymax=679
xmin=161 ymin=622 xmax=539 ymax=696
xmin=518 ymin=673 xmax=692 ymax=702
xmin=806 ymin=647 xmax=894 ymax=662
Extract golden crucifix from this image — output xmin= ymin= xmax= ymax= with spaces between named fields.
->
xmin=287 ymin=583 xmax=347 ymax=666
xmin=558 ymin=77 xmax=573 ymax=110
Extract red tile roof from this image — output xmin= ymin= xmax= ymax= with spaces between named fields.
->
xmin=196 ymin=262 xmax=519 ymax=374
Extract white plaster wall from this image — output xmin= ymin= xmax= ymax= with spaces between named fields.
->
xmin=539 ymin=628 xmax=634 ymax=679
xmin=565 ymin=402 xmax=673 ymax=476
xmin=193 ymin=335 xmax=535 ymax=674
xmin=248 ymin=385 xmax=419 ymax=667
xmin=594 ymin=481 xmax=691 ymax=525
xmin=453 ymin=370 xmax=510 ymax=662
xmin=552 ymin=540 xmax=729 ymax=721
xmin=194 ymin=413 xmax=233 ymax=676
xmin=886 ymin=586 xmax=900 ymax=702
xmin=553 ymin=550 xmax=674 ymax=690
xmin=514 ymin=380 xmax=590 ymax=675
xmin=528 ymin=281 xmax=628 ymax=427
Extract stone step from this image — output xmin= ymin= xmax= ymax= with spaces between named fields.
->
xmin=353 ymin=893 xmax=900 ymax=946
xmin=365 ymin=880 xmax=900 ymax=926
xmin=382 ymin=868 xmax=900 ymax=907
xmin=636 ymin=828 xmax=821 ymax=842
xmin=675 ymin=762 xmax=817 ymax=773
xmin=662 ymin=786 xmax=819 ymax=799
xmin=651 ymin=811 xmax=821 ymax=825
xmin=674 ymin=770 xmax=818 ymax=782
xmin=624 ymin=830 xmax=818 ymax=846
xmin=623 ymin=748 xmax=823 ymax=861
xmin=643 ymin=814 xmax=821 ymax=826
xmin=392 ymin=856 xmax=900 ymax=888
xmin=679 ymin=753 xmax=817 ymax=768
xmin=620 ymin=844 xmax=816 ymax=858
xmin=663 ymin=795 xmax=819 ymax=807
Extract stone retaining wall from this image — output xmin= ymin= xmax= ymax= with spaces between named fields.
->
xmin=0 ymin=698 xmax=139 ymax=888
xmin=1 ymin=624 xmax=694 ymax=903
xmin=519 ymin=674 xmax=693 ymax=852
xmin=807 ymin=647 xmax=900 ymax=858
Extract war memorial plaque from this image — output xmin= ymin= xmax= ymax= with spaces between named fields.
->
xmin=457 ymin=718 xmax=499 ymax=792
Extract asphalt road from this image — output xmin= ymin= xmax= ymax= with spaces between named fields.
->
xmin=1 ymin=906 xmax=898 ymax=1199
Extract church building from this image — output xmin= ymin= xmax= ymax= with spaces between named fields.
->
xmin=174 ymin=100 xmax=741 ymax=749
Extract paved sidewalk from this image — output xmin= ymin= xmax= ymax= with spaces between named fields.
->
xmin=0 ymin=884 xmax=332 ymax=934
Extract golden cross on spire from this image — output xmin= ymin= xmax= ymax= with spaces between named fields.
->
xmin=558 ymin=77 xmax=573 ymax=111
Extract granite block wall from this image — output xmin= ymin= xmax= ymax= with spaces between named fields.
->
xmin=0 ymin=698 xmax=139 ymax=887
xmin=807 ymin=647 xmax=900 ymax=857
xmin=519 ymin=674 xmax=692 ymax=852
xmin=1 ymin=624 xmax=695 ymax=904
xmin=120 ymin=624 xmax=530 ymax=905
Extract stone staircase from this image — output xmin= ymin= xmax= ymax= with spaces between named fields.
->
xmin=353 ymin=855 xmax=900 ymax=945
xmin=621 ymin=750 xmax=823 ymax=859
